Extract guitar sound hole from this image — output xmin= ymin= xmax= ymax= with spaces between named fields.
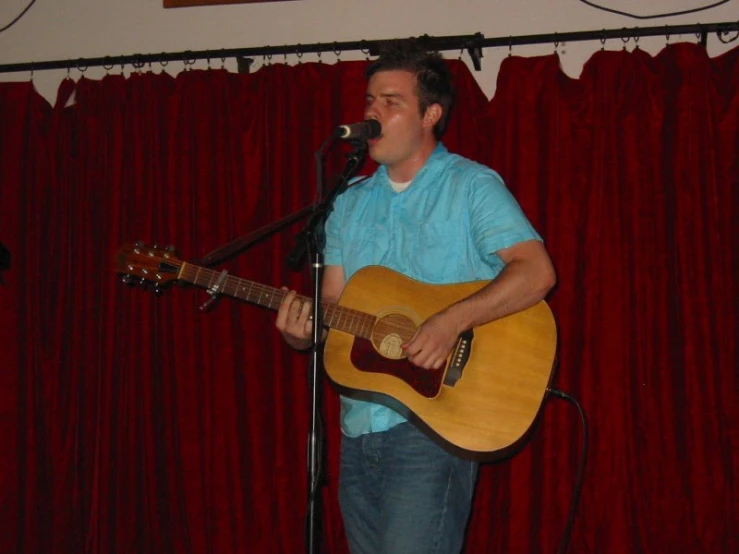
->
xmin=372 ymin=313 xmax=417 ymax=360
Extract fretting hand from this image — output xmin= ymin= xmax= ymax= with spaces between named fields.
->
xmin=275 ymin=288 xmax=314 ymax=351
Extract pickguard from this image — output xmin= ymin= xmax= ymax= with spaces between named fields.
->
xmin=349 ymin=338 xmax=446 ymax=399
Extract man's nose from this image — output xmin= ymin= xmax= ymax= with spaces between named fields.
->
xmin=364 ymin=101 xmax=378 ymax=119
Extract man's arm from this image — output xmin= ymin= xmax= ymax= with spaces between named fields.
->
xmin=402 ymin=239 xmax=556 ymax=369
xmin=275 ymin=265 xmax=346 ymax=350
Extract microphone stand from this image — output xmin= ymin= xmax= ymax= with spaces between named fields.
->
xmin=287 ymin=135 xmax=369 ymax=554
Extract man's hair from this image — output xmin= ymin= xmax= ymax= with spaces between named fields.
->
xmin=366 ymin=39 xmax=454 ymax=140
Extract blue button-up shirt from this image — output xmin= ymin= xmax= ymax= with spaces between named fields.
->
xmin=324 ymin=143 xmax=542 ymax=437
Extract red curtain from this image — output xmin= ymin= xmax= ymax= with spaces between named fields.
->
xmin=0 ymin=43 xmax=737 ymax=553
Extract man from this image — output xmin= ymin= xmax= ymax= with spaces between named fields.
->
xmin=276 ymin=40 xmax=556 ymax=554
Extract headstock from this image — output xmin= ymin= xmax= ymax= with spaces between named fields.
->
xmin=115 ymin=241 xmax=184 ymax=294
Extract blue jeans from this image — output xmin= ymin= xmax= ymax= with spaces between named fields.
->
xmin=339 ymin=423 xmax=479 ymax=554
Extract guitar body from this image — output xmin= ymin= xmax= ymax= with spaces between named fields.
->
xmin=324 ymin=266 xmax=557 ymax=455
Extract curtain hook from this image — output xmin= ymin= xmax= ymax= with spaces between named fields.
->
xmin=554 ymin=33 xmax=559 ymax=53
xmin=621 ymin=36 xmax=630 ymax=50
xmin=131 ymin=57 xmax=145 ymax=74
xmin=317 ymin=50 xmax=323 ymax=64
xmin=333 ymin=42 xmax=342 ymax=62
xmin=508 ymin=37 xmax=513 ymax=57
xmin=103 ymin=57 xmax=114 ymax=75
xmin=360 ymin=40 xmax=370 ymax=61
xmin=600 ymin=31 xmax=607 ymax=51
xmin=665 ymin=26 xmax=671 ymax=46
xmin=295 ymin=47 xmax=303 ymax=64
xmin=182 ymin=51 xmax=195 ymax=71
xmin=29 ymin=63 xmax=34 ymax=82
xmin=633 ymin=36 xmax=640 ymax=50
xmin=77 ymin=59 xmax=88 ymax=76
xmin=716 ymin=27 xmax=739 ymax=44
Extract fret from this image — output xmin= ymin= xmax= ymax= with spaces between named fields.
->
xmin=353 ymin=314 xmax=363 ymax=337
xmin=334 ymin=306 xmax=343 ymax=330
xmin=343 ymin=311 xmax=352 ymax=334
xmin=230 ymin=277 xmax=241 ymax=300
xmin=206 ymin=269 xmax=216 ymax=289
xmin=349 ymin=311 xmax=359 ymax=336
xmin=321 ymin=306 xmax=373 ymax=340
xmin=234 ymin=278 xmax=245 ymax=299
xmin=325 ymin=304 xmax=336 ymax=327
xmin=337 ymin=308 xmax=350 ymax=332
xmin=225 ymin=276 xmax=237 ymax=297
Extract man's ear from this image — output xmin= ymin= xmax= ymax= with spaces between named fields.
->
xmin=423 ymin=103 xmax=442 ymax=129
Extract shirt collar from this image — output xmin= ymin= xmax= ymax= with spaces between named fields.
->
xmin=377 ymin=142 xmax=448 ymax=186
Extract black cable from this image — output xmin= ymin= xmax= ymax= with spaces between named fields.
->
xmin=578 ymin=0 xmax=733 ymax=20
xmin=0 ymin=0 xmax=37 ymax=34
xmin=546 ymin=387 xmax=588 ymax=554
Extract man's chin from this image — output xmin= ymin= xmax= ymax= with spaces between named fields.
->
xmin=367 ymin=143 xmax=381 ymax=163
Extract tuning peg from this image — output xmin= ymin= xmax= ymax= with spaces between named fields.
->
xmin=121 ymin=275 xmax=135 ymax=286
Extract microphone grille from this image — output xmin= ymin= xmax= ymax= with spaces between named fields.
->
xmin=364 ymin=119 xmax=381 ymax=139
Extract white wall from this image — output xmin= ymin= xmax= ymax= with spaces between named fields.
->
xmin=0 ymin=0 xmax=737 ymax=102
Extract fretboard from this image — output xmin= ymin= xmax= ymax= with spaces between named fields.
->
xmin=178 ymin=262 xmax=374 ymax=339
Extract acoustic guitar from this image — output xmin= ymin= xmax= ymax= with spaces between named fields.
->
xmin=116 ymin=242 xmax=557 ymax=455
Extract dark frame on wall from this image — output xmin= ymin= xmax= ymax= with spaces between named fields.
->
xmin=164 ymin=0 xmax=295 ymax=7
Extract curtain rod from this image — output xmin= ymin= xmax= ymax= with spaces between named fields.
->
xmin=0 ymin=21 xmax=737 ymax=75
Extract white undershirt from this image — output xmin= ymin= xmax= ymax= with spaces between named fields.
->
xmin=389 ymin=178 xmax=412 ymax=192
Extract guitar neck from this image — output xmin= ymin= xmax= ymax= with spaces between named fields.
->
xmin=178 ymin=262 xmax=373 ymax=339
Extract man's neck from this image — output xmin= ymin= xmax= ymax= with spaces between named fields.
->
xmin=386 ymin=140 xmax=438 ymax=182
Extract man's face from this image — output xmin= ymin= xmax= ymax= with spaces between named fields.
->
xmin=363 ymin=69 xmax=429 ymax=171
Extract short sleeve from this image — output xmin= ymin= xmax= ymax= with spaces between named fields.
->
xmin=468 ymin=169 xmax=541 ymax=261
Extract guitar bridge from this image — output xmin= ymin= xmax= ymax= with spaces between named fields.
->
xmin=444 ymin=330 xmax=474 ymax=387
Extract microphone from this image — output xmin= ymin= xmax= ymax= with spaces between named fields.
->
xmin=336 ymin=120 xmax=381 ymax=141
